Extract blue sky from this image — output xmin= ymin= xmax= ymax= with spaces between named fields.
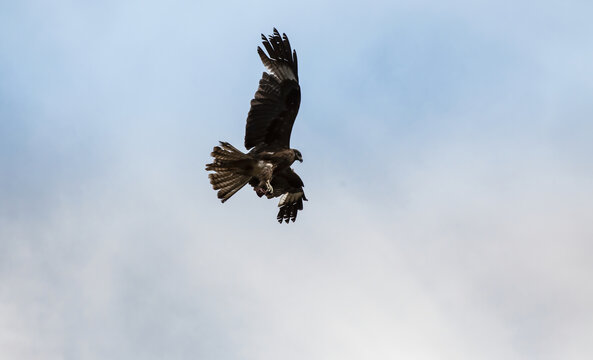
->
xmin=1 ymin=1 xmax=592 ymax=359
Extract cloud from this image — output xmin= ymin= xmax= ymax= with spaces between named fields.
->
xmin=2 ymin=130 xmax=592 ymax=359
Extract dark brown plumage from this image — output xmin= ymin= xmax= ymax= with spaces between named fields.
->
xmin=205 ymin=29 xmax=306 ymax=223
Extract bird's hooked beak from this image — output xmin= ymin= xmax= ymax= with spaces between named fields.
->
xmin=296 ymin=153 xmax=303 ymax=162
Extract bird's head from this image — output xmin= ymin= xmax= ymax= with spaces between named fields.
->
xmin=293 ymin=149 xmax=303 ymax=163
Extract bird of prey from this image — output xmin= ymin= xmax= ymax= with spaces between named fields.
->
xmin=205 ymin=29 xmax=306 ymax=223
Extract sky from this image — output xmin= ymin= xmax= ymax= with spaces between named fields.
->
xmin=1 ymin=0 xmax=593 ymax=359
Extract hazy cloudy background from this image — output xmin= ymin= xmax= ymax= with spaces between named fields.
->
xmin=1 ymin=1 xmax=592 ymax=359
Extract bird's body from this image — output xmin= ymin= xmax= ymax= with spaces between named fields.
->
xmin=205 ymin=29 xmax=307 ymax=223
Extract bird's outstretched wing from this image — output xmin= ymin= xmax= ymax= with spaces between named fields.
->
xmin=270 ymin=167 xmax=307 ymax=223
xmin=245 ymin=28 xmax=301 ymax=150
xmin=249 ymin=167 xmax=307 ymax=223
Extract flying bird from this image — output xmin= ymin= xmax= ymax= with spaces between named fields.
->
xmin=205 ymin=29 xmax=306 ymax=223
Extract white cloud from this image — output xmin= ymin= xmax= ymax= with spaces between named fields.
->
xmin=3 ymin=134 xmax=592 ymax=359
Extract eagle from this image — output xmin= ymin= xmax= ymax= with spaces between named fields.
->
xmin=205 ymin=29 xmax=306 ymax=223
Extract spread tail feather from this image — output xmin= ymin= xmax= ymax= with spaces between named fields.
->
xmin=205 ymin=141 xmax=249 ymax=167
xmin=209 ymin=171 xmax=251 ymax=202
xmin=206 ymin=141 xmax=252 ymax=202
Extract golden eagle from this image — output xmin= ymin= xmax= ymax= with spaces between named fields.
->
xmin=206 ymin=29 xmax=306 ymax=223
